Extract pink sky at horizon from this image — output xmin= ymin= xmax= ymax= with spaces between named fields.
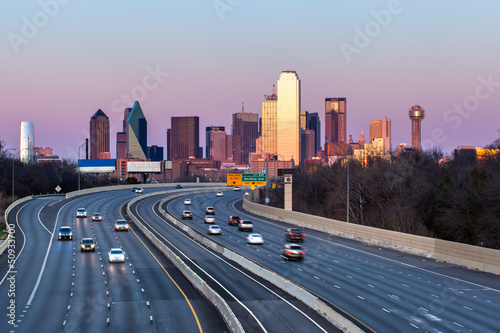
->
xmin=1 ymin=1 xmax=499 ymax=159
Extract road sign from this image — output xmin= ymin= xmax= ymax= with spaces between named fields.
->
xmin=227 ymin=173 xmax=242 ymax=186
xmin=55 ymin=185 xmax=61 ymax=193
xmin=265 ymin=197 xmax=269 ymax=204
xmin=242 ymin=173 xmax=267 ymax=185
xmin=261 ymin=168 xmax=266 ymax=174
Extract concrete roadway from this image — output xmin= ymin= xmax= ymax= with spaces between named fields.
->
xmin=0 ymin=190 xmax=228 ymax=333
xmin=160 ymin=189 xmax=500 ymax=333
xmin=130 ymin=191 xmax=341 ymax=332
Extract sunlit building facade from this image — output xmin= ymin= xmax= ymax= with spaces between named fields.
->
xmin=19 ymin=121 xmax=35 ymax=163
xmin=369 ymin=116 xmax=391 ymax=154
xmin=277 ymin=71 xmax=301 ymax=162
xmin=261 ymin=87 xmax=278 ymax=156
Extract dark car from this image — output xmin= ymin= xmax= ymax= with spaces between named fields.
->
xmin=285 ymin=228 xmax=305 ymax=242
xmin=281 ymin=243 xmax=305 ymax=261
xmin=228 ymin=215 xmax=241 ymax=226
xmin=58 ymin=226 xmax=73 ymax=240
xmin=91 ymin=213 xmax=102 ymax=221
xmin=80 ymin=238 xmax=96 ymax=252
xmin=175 ymin=184 xmax=183 ymax=189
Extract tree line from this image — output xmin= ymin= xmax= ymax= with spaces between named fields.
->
xmin=263 ymin=142 xmax=500 ymax=250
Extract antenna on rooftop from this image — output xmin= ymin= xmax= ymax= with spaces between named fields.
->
xmin=242 ymin=102 xmax=245 ymax=113
xmin=272 ymin=84 xmax=276 ymax=96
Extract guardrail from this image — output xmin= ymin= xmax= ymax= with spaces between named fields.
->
xmin=155 ymin=193 xmax=363 ymax=333
xmin=0 ymin=196 xmax=34 ymax=255
xmin=243 ymin=197 xmax=500 ymax=276
xmin=126 ymin=188 xmax=245 ymax=333
xmin=66 ymin=182 xmax=225 ymax=199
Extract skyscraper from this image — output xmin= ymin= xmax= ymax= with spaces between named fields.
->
xmin=89 ymin=109 xmax=110 ymax=159
xmin=277 ymin=71 xmax=301 ymax=161
xmin=325 ymin=97 xmax=347 ymax=144
xmin=126 ymin=101 xmax=148 ymax=160
xmin=19 ymin=121 xmax=34 ymax=163
xmin=206 ymin=126 xmax=227 ymax=162
xmin=307 ymin=112 xmax=321 ymax=154
xmin=170 ymin=116 xmax=200 ymax=159
xmin=232 ymin=110 xmax=259 ymax=165
xmin=261 ymin=85 xmax=278 ymax=156
xmin=409 ymin=105 xmax=425 ymax=150
xmin=369 ymin=117 xmax=391 ymax=154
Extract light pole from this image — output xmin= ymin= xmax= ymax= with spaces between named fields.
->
xmin=334 ymin=146 xmax=350 ymax=223
xmin=77 ymin=143 xmax=86 ymax=191
xmin=4 ymin=148 xmax=16 ymax=203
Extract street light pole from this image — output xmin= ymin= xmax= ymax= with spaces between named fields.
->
xmin=346 ymin=158 xmax=349 ymax=223
xmin=4 ymin=148 xmax=16 ymax=203
xmin=77 ymin=143 xmax=85 ymax=191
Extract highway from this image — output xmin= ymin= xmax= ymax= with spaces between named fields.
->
xmin=2 ymin=186 xmax=499 ymax=332
xmin=0 ymin=190 xmax=229 ymax=333
xmin=157 ymin=189 xmax=500 ymax=333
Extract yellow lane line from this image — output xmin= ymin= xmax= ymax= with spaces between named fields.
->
xmin=119 ymin=202 xmax=203 ymax=333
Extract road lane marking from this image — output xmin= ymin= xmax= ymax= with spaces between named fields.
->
xmin=382 ymin=308 xmax=390 ymax=313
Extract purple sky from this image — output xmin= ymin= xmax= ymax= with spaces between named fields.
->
xmin=1 ymin=1 xmax=499 ymax=160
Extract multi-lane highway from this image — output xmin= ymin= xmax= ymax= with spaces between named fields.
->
xmin=0 ymin=189 xmax=229 ymax=333
xmin=152 ymin=189 xmax=500 ymax=332
xmin=2 ymin=186 xmax=500 ymax=332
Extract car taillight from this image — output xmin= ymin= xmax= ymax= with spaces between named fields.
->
xmin=301 ymin=233 xmax=305 ymax=237
xmin=286 ymin=250 xmax=292 ymax=255
xmin=299 ymin=251 xmax=305 ymax=255
xmin=289 ymin=233 xmax=293 ymax=237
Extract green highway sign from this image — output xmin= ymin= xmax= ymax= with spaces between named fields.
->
xmin=242 ymin=173 xmax=267 ymax=185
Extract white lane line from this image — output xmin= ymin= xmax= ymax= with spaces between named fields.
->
xmin=430 ymin=294 xmax=439 ymax=298
xmin=382 ymin=308 xmax=390 ymax=313
xmin=463 ymin=306 xmax=473 ymax=311
xmin=151 ymin=201 xmax=328 ymax=333
xmin=0 ymin=202 xmax=29 ymax=286
xmin=334 ymin=285 xmax=341 ymax=289
xmin=454 ymin=322 xmax=464 ymax=327
xmin=314 ymin=276 xmax=320 ymax=280
xmin=357 ymin=295 xmax=364 ymax=300
xmin=388 ymin=294 xmax=400 ymax=301
xmin=37 ymin=203 xmax=52 ymax=235
xmin=28 ymin=200 xmax=74 ymax=305
xmin=368 ymin=284 xmax=374 ymax=288
xmin=410 ymin=323 xmax=419 ymax=329
xmin=419 ymin=307 xmax=429 ymax=312
xmin=402 ymin=284 xmax=410 ymax=288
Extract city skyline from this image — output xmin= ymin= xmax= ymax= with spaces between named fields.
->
xmin=1 ymin=1 xmax=500 ymax=158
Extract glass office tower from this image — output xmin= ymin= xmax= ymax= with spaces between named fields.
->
xmin=19 ymin=121 xmax=34 ymax=163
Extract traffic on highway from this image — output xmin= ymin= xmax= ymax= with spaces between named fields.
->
xmin=1 ymin=185 xmax=499 ymax=332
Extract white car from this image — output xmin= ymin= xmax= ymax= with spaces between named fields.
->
xmin=132 ymin=187 xmax=143 ymax=193
xmin=216 ymin=191 xmax=224 ymax=197
xmin=76 ymin=208 xmax=87 ymax=218
xmin=246 ymin=233 xmax=264 ymax=244
xmin=108 ymin=248 xmax=125 ymax=263
xmin=233 ymin=187 xmax=241 ymax=191
xmin=184 ymin=198 xmax=192 ymax=205
xmin=208 ymin=225 xmax=222 ymax=235
xmin=204 ymin=215 xmax=215 ymax=224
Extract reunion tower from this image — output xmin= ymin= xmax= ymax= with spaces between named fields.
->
xmin=408 ymin=105 xmax=425 ymax=150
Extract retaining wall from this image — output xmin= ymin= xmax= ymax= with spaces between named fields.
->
xmin=243 ymin=198 xmax=500 ymax=275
